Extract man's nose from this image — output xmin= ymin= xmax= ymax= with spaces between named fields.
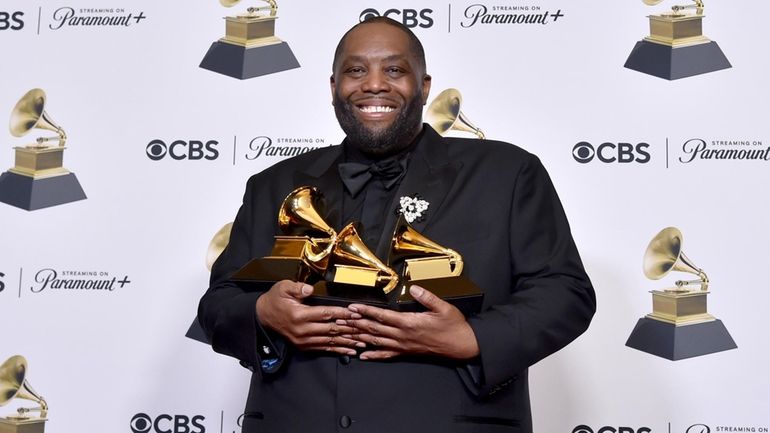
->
xmin=361 ymin=70 xmax=390 ymax=93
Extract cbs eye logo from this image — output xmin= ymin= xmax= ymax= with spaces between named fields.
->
xmin=359 ymin=8 xmax=434 ymax=28
xmin=572 ymin=141 xmax=651 ymax=164
xmin=145 ymin=139 xmax=219 ymax=161
xmin=572 ymin=426 xmax=651 ymax=433
xmin=131 ymin=413 xmax=205 ymax=433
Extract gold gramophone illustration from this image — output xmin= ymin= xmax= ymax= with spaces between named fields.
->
xmin=205 ymin=222 xmax=234 ymax=271
xmin=199 ymin=0 xmax=300 ymax=79
xmin=624 ymin=0 xmax=730 ymax=80
xmin=425 ymin=89 xmax=485 ymax=139
xmin=0 ymin=355 xmax=48 ymax=433
xmin=626 ymin=227 xmax=736 ymax=360
xmin=0 ymin=88 xmax=86 ymax=211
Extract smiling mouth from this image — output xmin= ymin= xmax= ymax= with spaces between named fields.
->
xmin=358 ymin=105 xmax=395 ymax=113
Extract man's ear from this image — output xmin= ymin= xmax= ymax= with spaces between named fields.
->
xmin=330 ymin=75 xmax=336 ymax=104
xmin=421 ymin=74 xmax=432 ymax=105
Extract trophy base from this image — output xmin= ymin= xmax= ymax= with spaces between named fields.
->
xmin=185 ymin=318 xmax=209 ymax=344
xmin=393 ymin=276 xmax=484 ymax=316
xmin=231 ymin=257 xmax=315 ymax=290
xmin=309 ymin=276 xmax=484 ymax=316
xmin=309 ymin=280 xmax=390 ymax=309
xmin=199 ymin=40 xmax=300 ymax=79
xmin=0 ymin=417 xmax=47 ymax=433
xmin=625 ymin=316 xmax=737 ymax=360
xmin=624 ymin=39 xmax=731 ymax=80
xmin=0 ymin=170 xmax=86 ymax=211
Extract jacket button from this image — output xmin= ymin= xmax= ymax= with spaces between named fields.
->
xmin=339 ymin=415 xmax=352 ymax=428
xmin=339 ymin=355 xmax=351 ymax=365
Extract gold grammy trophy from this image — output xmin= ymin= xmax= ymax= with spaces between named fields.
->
xmin=231 ymin=186 xmax=338 ymax=287
xmin=385 ymin=214 xmax=483 ymax=315
xmin=624 ymin=0 xmax=731 ymax=80
xmin=310 ymin=222 xmax=401 ymax=307
xmin=0 ymin=89 xmax=86 ymax=211
xmin=626 ymin=227 xmax=737 ymax=360
xmin=200 ymin=0 xmax=300 ymax=79
xmin=0 ymin=356 xmax=48 ymax=433
xmin=425 ymin=89 xmax=486 ymax=139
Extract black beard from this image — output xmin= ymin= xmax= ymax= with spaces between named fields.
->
xmin=334 ymin=90 xmax=424 ymax=158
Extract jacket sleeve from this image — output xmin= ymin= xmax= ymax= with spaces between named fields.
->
xmin=197 ymin=176 xmax=288 ymax=374
xmin=463 ymin=154 xmax=596 ymax=397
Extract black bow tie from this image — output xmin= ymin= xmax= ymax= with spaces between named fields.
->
xmin=338 ymin=157 xmax=407 ymax=197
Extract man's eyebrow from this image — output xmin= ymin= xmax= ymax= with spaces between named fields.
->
xmin=341 ymin=54 xmax=409 ymax=64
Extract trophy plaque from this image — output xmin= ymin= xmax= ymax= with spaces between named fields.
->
xmin=200 ymin=0 xmax=300 ymax=79
xmin=425 ymin=89 xmax=486 ymax=139
xmin=624 ymin=0 xmax=731 ymax=80
xmin=0 ymin=88 xmax=86 ymax=211
xmin=0 ymin=356 xmax=48 ymax=433
xmin=626 ymin=227 xmax=737 ymax=360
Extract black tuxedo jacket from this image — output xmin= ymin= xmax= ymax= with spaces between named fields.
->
xmin=198 ymin=126 xmax=596 ymax=433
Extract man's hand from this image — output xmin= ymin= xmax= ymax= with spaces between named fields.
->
xmin=256 ymin=280 xmax=364 ymax=355
xmin=340 ymin=285 xmax=480 ymax=360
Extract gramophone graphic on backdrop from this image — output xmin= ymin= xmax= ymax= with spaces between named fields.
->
xmin=624 ymin=0 xmax=731 ymax=80
xmin=199 ymin=0 xmax=300 ymax=79
xmin=626 ymin=227 xmax=737 ymax=360
xmin=0 ymin=88 xmax=86 ymax=211
xmin=0 ymin=355 xmax=48 ymax=433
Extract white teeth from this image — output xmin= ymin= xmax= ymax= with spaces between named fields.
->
xmin=360 ymin=106 xmax=394 ymax=113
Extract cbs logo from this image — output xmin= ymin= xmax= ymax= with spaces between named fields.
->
xmin=0 ymin=11 xmax=24 ymax=30
xmin=573 ymin=425 xmax=652 ymax=433
xmin=130 ymin=413 xmax=205 ymax=433
xmin=0 ymin=271 xmax=5 ymax=293
xmin=572 ymin=141 xmax=651 ymax=164
xmin=359 ymin=8 xmax=434 ymax=28
xmin=146 ymin=139 xmax=219 ymax=161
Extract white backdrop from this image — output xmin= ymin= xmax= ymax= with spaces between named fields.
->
xmin=1 ymin=1 xmax=768 ymax=432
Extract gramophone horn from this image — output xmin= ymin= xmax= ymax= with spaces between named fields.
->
xmin=205 ymin=222 xmax=233 ymax=271
xmin=642 ymin=0 xmax=664 ymax=5
xmin=219 ymin=0 xmax=241 ymax=7
xmin=0 ymin=355 xmax=48 ymax=418
xmin=331 ymin=223 xmax=398 ymax=294
xmin=643 ymin=227 xmax=709 ymax=290
xmin=425 ymin=88 xmax=485 ymax=139
xmin=278 ymin=186 xmax=337 ymax=262
xmin=389 ymin=215 xmax=463 ymax=276
xmin=9 ymin=88 xmax=67 ymax=146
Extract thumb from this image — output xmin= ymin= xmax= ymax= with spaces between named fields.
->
xmin=279 ymin=280 xmax=314 ymax=300
xmin=409 ymin=285 xmax=445 ymax=313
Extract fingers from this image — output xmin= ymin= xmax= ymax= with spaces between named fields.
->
xmin=301 ymin=305 xmax=361 ymax=322
xmin=304 ymin=346 xmax=359 ymax=356
xmin=359 ymin=350 xmax=401 ymax=360
xmin=347 ymin=303 xmax=402 ymax=326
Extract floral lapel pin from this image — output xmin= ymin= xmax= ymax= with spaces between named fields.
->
xmin=398 ymin=194 xmax=429 ymax=223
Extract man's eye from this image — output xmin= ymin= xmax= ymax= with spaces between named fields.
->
xmin=346 ymin=67 xmax=365 ymax=74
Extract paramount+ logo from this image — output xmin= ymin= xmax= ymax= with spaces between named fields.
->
xmin=573 ymin=425 xmax=652 ymax=433
xmin=146 ymin=139 xmax=219 ymax=161
xmin=130 ymin=413 xmax=205 ymax=433
xmin=572 ymin=141 xmax=651 ymax=164
xmin=359 ymin=8 xmax=434 ymax=28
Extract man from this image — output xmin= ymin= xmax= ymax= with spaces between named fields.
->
xmin=198 ymin=17 xmax=595 ymax=433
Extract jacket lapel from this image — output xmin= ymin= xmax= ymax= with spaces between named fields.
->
xmin=375 ymin=126 xmax=461 ymax=258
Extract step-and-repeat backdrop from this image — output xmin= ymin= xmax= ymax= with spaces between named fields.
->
xmin=1 ymin=1 xmax=768 ymax=432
